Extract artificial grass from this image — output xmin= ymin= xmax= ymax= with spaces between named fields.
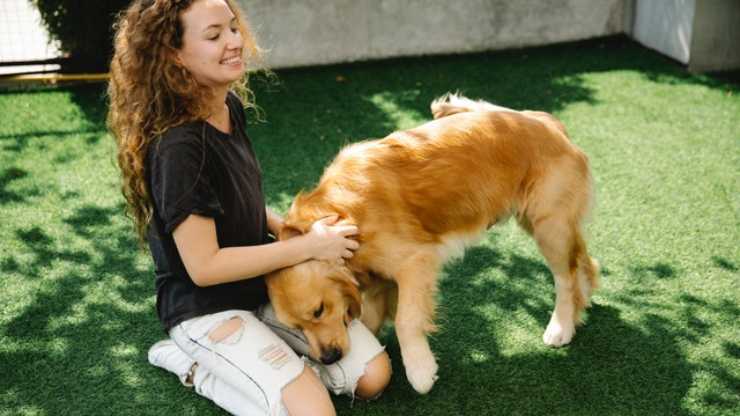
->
xmin=1 ymin=36 xmax=738 ymax=415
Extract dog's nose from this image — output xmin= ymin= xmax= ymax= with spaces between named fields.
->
xmin=320 ymin=348 xmax=342 ymax=365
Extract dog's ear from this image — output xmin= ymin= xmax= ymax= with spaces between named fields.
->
xmin=330 ymin=268 xmax=362 ymax=320
xmin=336 ymin=265 xmax=359 ymax=287
xmin=264 ymin=272 xmax=294 ymax=327
xmin=278 ymin=224 xmax=303 ymax=240
xmin=347 ymin=288 xmax=361 ymax=320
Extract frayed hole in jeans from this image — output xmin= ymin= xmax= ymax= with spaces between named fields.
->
xmin=258 ymin=344 xmax=292 ymax=370
xmin=208 ymin=316 xmax=245 ymax=345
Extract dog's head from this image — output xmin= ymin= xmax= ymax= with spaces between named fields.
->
xmin=266 ymin=259 xmax=361 ymax=365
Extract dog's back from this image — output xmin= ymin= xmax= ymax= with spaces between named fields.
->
xmin=431 ymin=92 xmax=569 ymax=136
xmin=315 ymin=97 xmax=587 ymax=241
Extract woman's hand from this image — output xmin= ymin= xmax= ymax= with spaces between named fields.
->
xmin=304 ymin=215 xmax=360 ymax=263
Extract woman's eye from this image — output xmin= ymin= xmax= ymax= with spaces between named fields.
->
xmin=208 ymin=34 xmax=219 ymax=41
xmin=313 ymin=303 xmax=324 ymax=319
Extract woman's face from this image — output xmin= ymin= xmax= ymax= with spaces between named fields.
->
xmin=177 ymin=0 xmax=245 ymax=88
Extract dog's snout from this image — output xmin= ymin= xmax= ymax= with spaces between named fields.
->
xmin=320 ymin=347 xmax=342 ymax=365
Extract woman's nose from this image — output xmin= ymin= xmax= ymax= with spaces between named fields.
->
xmin=226 ymin=30 xmax=242 ymax=49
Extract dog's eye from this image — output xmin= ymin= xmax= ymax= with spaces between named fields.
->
xmin=313 ymin=302 xmax=324 ymax=319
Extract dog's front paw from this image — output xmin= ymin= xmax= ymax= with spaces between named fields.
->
xmin=399 ymin=337 xmax=438 ymax=394
xmin=543 ymin=319 xmax=575 ymax=347
xmin=406 ymin=357 xmax=438 ymax=394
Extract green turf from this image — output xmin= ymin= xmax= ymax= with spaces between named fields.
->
xmin=1 ymin=36 xmax=738 ymax=416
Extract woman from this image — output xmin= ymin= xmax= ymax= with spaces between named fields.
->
xmin=107 ymin=1 xmax=392 ymax=415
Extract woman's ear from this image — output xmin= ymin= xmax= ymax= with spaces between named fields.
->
xmin=174 ymin=52 xmax=186 ymax=69
xmin=167 ymin=44 xmax=186 ymax=69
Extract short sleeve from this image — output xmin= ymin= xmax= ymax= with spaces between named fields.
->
xmin=148 ymin=129 xmax=224 ymax=234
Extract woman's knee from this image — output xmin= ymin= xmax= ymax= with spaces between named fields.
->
xmin=355 ymin=351 xmax=392 ymax=400
xmin=282 ymin=366 xmax=335 ymax=416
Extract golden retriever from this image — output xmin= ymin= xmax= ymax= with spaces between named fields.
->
xmin=266 ymin=93 xmax=600 ymax=394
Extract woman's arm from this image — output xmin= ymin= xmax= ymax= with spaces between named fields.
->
xmin=173 ymin=214 xmax=358 ymax=287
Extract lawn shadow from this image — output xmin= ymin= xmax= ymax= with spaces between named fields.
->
xmin=0 ymin=204 xmax=217 ymax=415
xmin=0 ymin=166 xmax=41 ymax=206
xmin=0 ymin=84 xmax=107 ymax=155
xmin=67 ymin=83 xmax=108 ymax=128
xmin=339 ymin=246 xmax=695 ymax=416
xmin=711 ymin=256 xmax=738 ymax=272
xmin=689 ymin=298 xmax=740 ymax=412
xmin=630 ymin=262 xmax=677 ymax=279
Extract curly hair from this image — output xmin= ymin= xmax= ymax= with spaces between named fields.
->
xmin=107 ymin=0 xmax=264 ymax=241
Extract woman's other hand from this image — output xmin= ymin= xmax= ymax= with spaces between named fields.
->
xmin=305 ymin=215 xmax=360 ymax=263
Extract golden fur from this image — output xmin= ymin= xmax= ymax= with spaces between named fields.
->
xmin=266 ymin=93 xmax=599 ymax=394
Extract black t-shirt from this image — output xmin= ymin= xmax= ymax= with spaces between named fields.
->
xmin=146 ymin=92 xmax=270 ymax=332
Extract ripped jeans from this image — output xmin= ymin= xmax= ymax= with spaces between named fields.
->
xmin=168 ymin=304 xmax=385 ymax=416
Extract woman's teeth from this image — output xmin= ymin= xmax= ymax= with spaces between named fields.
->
xmin=221 ymin=57 xmax=241 ymax=65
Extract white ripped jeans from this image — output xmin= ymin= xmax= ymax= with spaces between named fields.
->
xmin=166 ymin=304 xmax=385 ymax=416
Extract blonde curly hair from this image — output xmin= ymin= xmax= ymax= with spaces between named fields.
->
xmin=107 ymin=0 xmax=263 ymax=241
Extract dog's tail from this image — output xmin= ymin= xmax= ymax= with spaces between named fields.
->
xmin=430 ymin=92 xmax=516 ymax=119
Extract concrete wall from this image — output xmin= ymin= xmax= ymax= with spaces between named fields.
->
xmin=688 ymin=0 xmax=740 ymax=72
xmin=239 ymin=0 xmax=629 ymax=69
xmin=632 ymin=0 xmax=695 ymax=64
xmin=631 ymin=0 xmax=740 ymax=72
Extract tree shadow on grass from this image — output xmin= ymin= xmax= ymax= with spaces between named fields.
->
xmin=435 ymin=247 xmax=693 ymax=416
xmin=0 ymin=166 xmax=41 ymax=206
xmin=711 ymin=256 xmax=737 ymax=272
xmin=0 ymin=84 xmax=107 ymax=155
xmin=338 ymin=245 xmax=738 ymax=416
xmin=0 ymin=206 xmax=219 ymax=415
xmin=426 ymin=304 xmax=693 ymax=416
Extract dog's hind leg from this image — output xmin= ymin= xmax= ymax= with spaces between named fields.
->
xmin=520 ymin=153 xmax=598 ymax=346
xmin=393 ymin=251 xmax=441 ymax=394
xmin=530 ymin=219 xmax=583 ymax=347
xmin=526 ymin=206 xmax=598 ymax=347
